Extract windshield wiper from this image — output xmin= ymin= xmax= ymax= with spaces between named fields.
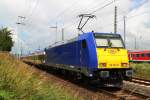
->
xmin=117 ymin=48 xmax=120 ymax=51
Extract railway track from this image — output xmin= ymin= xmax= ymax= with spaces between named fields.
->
xmin=24 ymin=61 xmax=149 ymax=100
xmin=97 ymin=88 xmax=149 ymax=100
xmin=76 ymin=83 xmax=148 ymax=100
xmin=131 ymin=77 xmax=150 ymax=86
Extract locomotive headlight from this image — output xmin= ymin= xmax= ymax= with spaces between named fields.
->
xmin=100 ymin=71 xmax=109 ymax=78
xmin=99 ymin=63 xmax=107 ymax=67
xmin=121 ymin=63 xmax=128 ymax=67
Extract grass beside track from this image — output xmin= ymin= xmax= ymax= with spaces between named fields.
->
xmin=130 ymin=62 xmax=150 ymax=80
xmin=0 ymin=53 xmax=80 ymax=100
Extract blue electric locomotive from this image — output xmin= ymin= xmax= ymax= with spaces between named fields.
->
xmin=45 ymin=32 xmax=132 ymax=87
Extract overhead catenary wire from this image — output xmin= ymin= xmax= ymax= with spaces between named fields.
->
xmin=25 ymin=0 xmax=96 ymax=43
xmin=20 ymin=0 xmax=117 ymax=30
xmin=90 ymin=0 xmax=118 ymax=14
xmin=126 ymin=9 xmax=150 ymax=19
xmin=64 ymin=0 xmax=113 ymax=25
xmin=49 ymin=0 xmax=112 ymax=28
xmin=99 ymin=9 xmax=150 ymax=30
xmin=55 ymin=0 xmax=80 ymax=19
xmin=21 ymin=0 xmax=119 ymax=38
xmin=74 ymin=0 xmax=118 ymax=31
xmin=25 ymin=0 xmax=40 ymax=23
xmin=25 ymin=0 xmax=107 ymax=37
xmin=64 ymin=0 xmax=118 ymax=32
xmin=15 ymin=0 xmax=40 ymax=55
xmin=81 ymin=0 xmax=111 ymax=13
xmin=22 ymin=0 xmax=42 ymax=35
xmin=51 ymin=0 xmax=95 ymax=22
xmin=48 ymin=0 xmax=80 ymax=25
xmin=62 ymin=0 xmax=110 ymax=23
xmin=25 ymin=0 xmax=114 ymax=32
xmin=15 ymin=0 xmax=40 ymax=36
xmin=63 ymin=0 xmax=112 ymax=18
xmin=22 ymin=1 xmax=82 ymax=46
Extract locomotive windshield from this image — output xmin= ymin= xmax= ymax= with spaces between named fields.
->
xmin=109 ymin=38 xmax=124 ymax=48
xmin=94 ymin=33 xmax=124 ymax=48
xmin=95 ymin=38 xmax=108 ymax=47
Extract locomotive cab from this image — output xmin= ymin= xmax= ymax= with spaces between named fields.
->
xmin=93 ymin=33 xmax=132 ymax=87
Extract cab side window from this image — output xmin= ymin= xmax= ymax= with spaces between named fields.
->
xmin=82 ymin=39 xmax=86 ymax=49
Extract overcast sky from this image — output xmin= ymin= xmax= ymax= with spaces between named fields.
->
xmin=0 ymin=0 xmax=150 ymax=54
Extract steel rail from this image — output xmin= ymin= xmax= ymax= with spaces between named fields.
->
xmin=131 ymin=77 xmax=150 ymax=86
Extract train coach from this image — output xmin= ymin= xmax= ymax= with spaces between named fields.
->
xmin=128 ymin=50 xmax=150 ymax=62
xmin=21 ymin=51 xmax=45 ymax=64
xmin=44 ymin=32 xmax=132 ymax=87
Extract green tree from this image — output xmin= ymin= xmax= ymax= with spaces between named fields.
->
xmin=0 ymin=27 xmax=14 ymax=51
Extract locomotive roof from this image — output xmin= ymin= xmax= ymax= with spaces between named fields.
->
xmin=46 ymin=32 xmax=122 ymax=49
xmin=94 ymin=32 xmax=121 ymax=38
